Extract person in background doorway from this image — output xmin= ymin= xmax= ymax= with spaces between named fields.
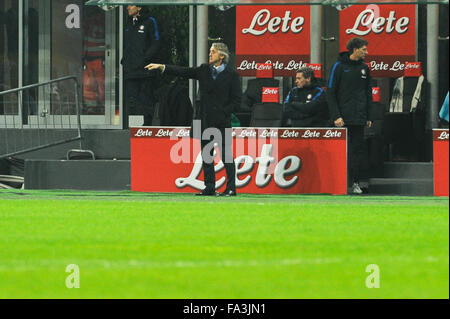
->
xmin=122 ymin=5 xmax=160 ymax=127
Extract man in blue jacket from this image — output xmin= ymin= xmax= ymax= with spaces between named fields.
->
xmin=284 ymin=67 xmax=329 ymax=127
xmin=122 ymin=5 xmax=160 ymax=127
xmin=327 ymin=37 xmax=373 ymax=194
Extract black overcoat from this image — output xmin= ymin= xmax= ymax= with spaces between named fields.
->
xmin=327 ymin=52 xmax=373 ymax=126
xmin=164 ymin=63 xmax=242 ymax=131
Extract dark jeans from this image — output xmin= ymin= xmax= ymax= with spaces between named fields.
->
xmin=124 ymin=78 xmax=154 ymax=127
xmin=347 ymin=125 xmax=366 ymax=185
xmin=200 ymin=127 xmax=236 ymax=192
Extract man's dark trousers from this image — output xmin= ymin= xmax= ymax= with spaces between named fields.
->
xmin=347 ymin=125 xmax=365 ymax=185
xmin=124 ymin=78 xmax=154 ymax=127
xmin=200 ymin=127 xmax=236 ymax=193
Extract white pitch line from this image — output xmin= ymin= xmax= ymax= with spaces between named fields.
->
xmin=0 ymin=257 xmax=343 ymax=271
xmin=0 ymin=256 xmax=445 ymax=271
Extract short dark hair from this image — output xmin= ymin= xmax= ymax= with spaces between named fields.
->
xmin=138 ymin=6 xmax=150 ymax=16
xmin=296 ymin=67 xmax=315 ymax=80
xmin=346 ymin=37 xmax=368 ymax=53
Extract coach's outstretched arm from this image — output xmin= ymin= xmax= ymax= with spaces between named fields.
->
xmin=145 ymin=63 xmax=200 ymax=80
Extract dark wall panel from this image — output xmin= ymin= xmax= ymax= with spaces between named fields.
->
xmin=25 ymin=160 xmax=130 ymax=190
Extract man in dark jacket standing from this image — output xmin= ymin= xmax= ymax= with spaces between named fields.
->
xmin=284 ymin=67 xmax=329 ymax=127
xmin=327 ymin=37 xmax=373 ymax=194
xmin=145 ymin=43 xmax=242 ymax=196
xmin=122 ymin=5 xmax=160 ymax=127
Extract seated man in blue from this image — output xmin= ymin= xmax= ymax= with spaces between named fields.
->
xmin=284 ymin=67 xmax=330 ymax=127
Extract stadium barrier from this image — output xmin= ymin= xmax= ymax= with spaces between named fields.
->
xmin=0 ymin=175 xmax=24 ymax=189
xmin=0 ymin=76 xmax=94 ymax=160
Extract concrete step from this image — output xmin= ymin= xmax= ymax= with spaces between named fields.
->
xmin=25 ymin=160 xmax=130 ymax=190
xmin=382 ymin=162 xmax=434 ymax=179
xmin=368 ymin=178 xmax=434 ymax=196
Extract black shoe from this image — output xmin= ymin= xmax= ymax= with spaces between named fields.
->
xmin=195 ymin=189 xmax=217 ymax=196
xmin=219 ymin=189 xmax=237 ymax=197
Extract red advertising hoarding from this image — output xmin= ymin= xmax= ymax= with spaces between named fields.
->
xmin=130 ymin=127 xmax=347 ymax=195
xmin=306 ymin=63 xmax=323 ymax=79
xmin=261 ymin=87 xmax=280 ymax=103
xmin=433 ymin=129 xmax=449 ymax=197
xmin=404 ymin=61 xmax=422 ymax=77
xmin=256 ymin=63 xmax=274 ymax=78
xmin=236 ymin=5 xmax=310 ymax=77
xmin=340 ymin=4 xmax=416 ymax=78
xmin=372 ymin=87 xmax=381 ymax=102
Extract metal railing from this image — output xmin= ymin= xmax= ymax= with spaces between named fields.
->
xmin=0 ymin=76 xmax=94 ymax=160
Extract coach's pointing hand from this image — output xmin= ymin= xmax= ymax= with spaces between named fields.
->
xmin=334 ymin=117 xmax=345 ymax=127
xmin=145 ymin=63 xmax=164 ymax=71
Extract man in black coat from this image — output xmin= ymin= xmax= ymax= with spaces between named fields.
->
xmin=122 ymin=5 xmax=160 ymax=127
xmin=146 ymin=43 xmax=242 ymax=196
xmin=284 ymin=67 xmax=329 ymax=127
xmin=327 ymin=37 xmax=373 ymax=194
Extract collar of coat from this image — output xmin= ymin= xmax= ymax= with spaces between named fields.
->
xmin=212 ymin=63 xmax=234 ymax=75
xmin=212 ymin=63 xmax=227 ymax=75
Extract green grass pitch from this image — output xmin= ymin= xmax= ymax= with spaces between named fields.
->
xmin=0 ymin=189 xmax=448 ymax=299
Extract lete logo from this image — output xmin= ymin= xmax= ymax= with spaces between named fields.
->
xmin=176 ymin=144 xmax=301 ymax=190
xmin=438 ymin=131 xmax=450 ymax=140
xmin=405 ymin=62 xmax=421 ymax=69
xmin=258 ymin=63 xmax=273 ymax=71
xmin=242 ymin=9 xmax=305 ymax=36
xmin=263 ymin=88 xmax=279 ymax=95
xmin=346 ymin=9 xmax=410 ymax=36
xmin=262 ymin=87 xmax=280 ymax=103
